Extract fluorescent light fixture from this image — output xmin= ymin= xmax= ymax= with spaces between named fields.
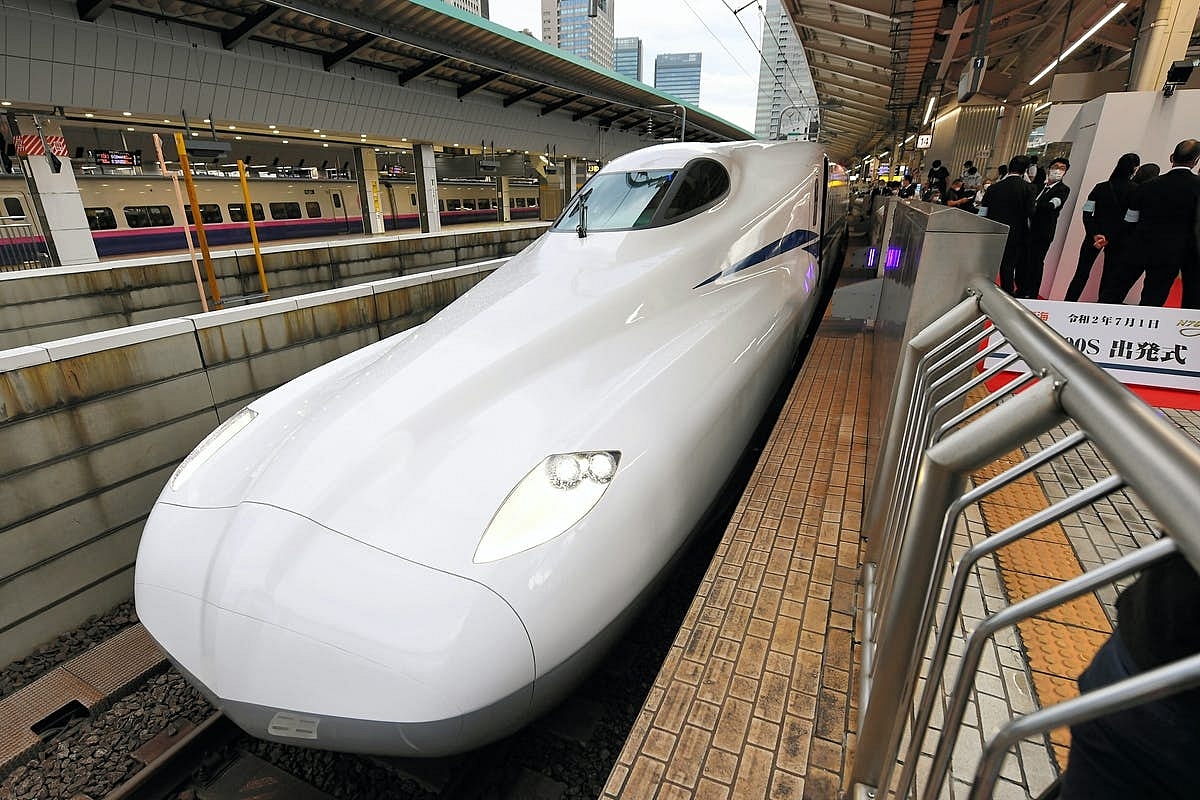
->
xmin=1030 ymin=2 xmax=1127 ymax=85
xmin=922 ymin=95 xmax=937 ymax=126
xmin=904 ymin=134 xmax=915 ymax=144
xmin=877 ymin=150 xmax=889 ymax=158
xmin=1035 ymin=101 xmax=1052 ymax=112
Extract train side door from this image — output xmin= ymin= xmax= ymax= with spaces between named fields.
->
xmin=328 ymin=190 xmax=349 ymax=232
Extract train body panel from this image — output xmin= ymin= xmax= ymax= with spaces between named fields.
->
xmin=134 ymin=141 xmax=844 ymax=756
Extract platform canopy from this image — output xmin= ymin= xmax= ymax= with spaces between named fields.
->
xmin=76 ymin=0 xmax=752 ymax=144
xmin=782 ymin=0 xmax=1187 ymax=159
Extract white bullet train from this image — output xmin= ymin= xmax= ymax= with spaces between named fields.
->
xmin=134 ymin=140 xmax=847 ymax=757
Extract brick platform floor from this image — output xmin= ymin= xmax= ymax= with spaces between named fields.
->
xmin=601 ymin=322 xmax=871 ymax=800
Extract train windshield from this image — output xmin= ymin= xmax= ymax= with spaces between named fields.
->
xmin=553 ymin=169 xmax=677 ymax=233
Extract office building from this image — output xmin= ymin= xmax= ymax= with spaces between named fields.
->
xmin=541 ymin=0 xmax=615 ymax=70
xmin=444 ymin=0 xmax=489 ymax=17
xmin=614 ymin=37 xmax=643 ymax=82
xmin=753 ymin=0 xmax=818 ymax=139
xmin=654 ymin=52 xmax=701 ymax=105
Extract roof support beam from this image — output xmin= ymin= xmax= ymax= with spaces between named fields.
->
xmin=621 ymin=115 xmax=651 ymax=131
xmin=809 ymin=62 xmax=892 ymax=90
xmin=573 ymin=102 xmax=614 ymax=121
xmin=77 ymin=0 xmax=113 ymax=22
xmin=222 ymin=6 xmax=282 ymax=50
xmin=457 ymin=71 xmax=503 ymax=99
xmin=324 ymin=34 xmax=377 ymax=71
xmin=813 ymin=77 xmax=891 ymax=100
xmin=798 ymin=19 xmax=894 ymax=50
xmin=803 ymin=43 xmax=892 ymax=71
xmin=540 ymin=94 xmax=583 ymax=116
xmin=605 ymin=107 xmax=643 ymax=126
xmin=503 ymin=83 xmax=548 ymax=107
xmin=397 ymin=55 xmax=450 ymax=86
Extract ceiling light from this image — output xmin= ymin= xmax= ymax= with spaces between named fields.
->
xmin=127 ymin=127 xmax=135 ymax=131
xmin=122 ymin=111 xmax=132 ymax=116
xmin=313 ymin=129 xmax=320 ymax=133
xmin=323 ymin=143 xmax=328 ymax=147
xmin=281 ymin=139 xmax=289 ymax=143
xmin=922 ymin=95 xmax=936 ymax=126
xmin=1030 ymin=2 xmax=1128 ymax=85
xmin=235 ymin=135 xmax=243 ymax=140
xmin=0 ymin=101 xmax=12 ymax=107
xmin=401 ymin=137 xmax=408 ymax=142
xmin=268 ymin=124 xmax=277 ymax=129
xmin=190 ymin=132 xmax=198 ymax=136
xmin=163 ymin=119 xmax=171 ymax=123
xmin=320 ymin=134 xmax=326 ymax=138
xmin=84 ymin=111 xmax=94 ymax=117
xmin=228 ymin=125 xmax=236 ymax=129
xmin=1035 ymin=101 xmax=1052 ymax=112
xmin=203 ymin=118 xmax=211 ymax=123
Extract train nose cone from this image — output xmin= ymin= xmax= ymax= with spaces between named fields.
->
xmin=135 ymin=501 xmax=535 ymax=756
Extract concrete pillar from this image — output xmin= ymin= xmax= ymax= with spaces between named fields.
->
xmin=1128 ymin=0 xmax=1200 ymax=91
xmin=413 ymin=144 xmax=441 ymax=235
xmin=563 ymin=157 xmax=580 ymax=208
xmin=498 ymin=176 xmax=512 ymax=223
xmin=10 ymin=115 xmax=98 ymax=266
xmin=353 ymin=147 xmax=385 ymax=235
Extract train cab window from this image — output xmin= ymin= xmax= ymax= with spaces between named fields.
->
xmin=3 ymin=197 xmax=26 ymax=218
xmin=462 ymin=199 xmax=476 ymax=210
xmin=184 ymin=204 xmax=223 ymax=225
xmin=446 ymin=199 xmax=462 ymax=211
xmin=515 ymin=198 xmax=526 ymax=208
xmin=552 ymin=169 xmax=676 ymax=233
xmin=269 ymin=202 xmax=303 ymax=220
xmin=305 ymin=201 xmax=322 ymax=218
xmin=84 ymin=207 xmax=117 ymax=230
xmin=123 ymin=205 xmax=175 ymax=228
xmin=662 ymin=159 xmax=730 ymax=222
xmin=228 ymin=203 xmax=265 ymax=222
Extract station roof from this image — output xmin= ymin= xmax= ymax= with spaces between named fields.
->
xmin=783 ymin=0 xmax=1199 ymax=161
xmin=81 ymin=0 xmax=753 ymax=145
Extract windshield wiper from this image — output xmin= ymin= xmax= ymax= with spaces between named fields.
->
xmin=576 ymin=189 xmax=592 ymax=238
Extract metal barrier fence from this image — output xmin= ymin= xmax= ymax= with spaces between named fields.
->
xmin=851 ymin=275 xmax=1200 ymax=799
xmin=0 ymin=216 xmax=52 ymax=271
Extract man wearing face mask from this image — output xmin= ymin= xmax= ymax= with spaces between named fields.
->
xmin=1019 ymin=157 xmax=1071 ymax=299
xmin=978 ymin=154 xmax=1035 ymax=296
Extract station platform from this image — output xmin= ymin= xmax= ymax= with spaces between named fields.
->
xmin=600 ymin=275 xmax=1200 ymax=799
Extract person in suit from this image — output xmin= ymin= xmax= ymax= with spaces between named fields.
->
xmin=1064 ymin=153 xmax=1140 ymax=302
xmin=897 ymin=175 xmax=917 ymax=199
xmin=1097 ymin=163 xmax=1161 ymax=303
xmin=1123 ymin=140 xmax=1200 ymax=308
xmin=1018 ymin=157 xmax=1071 ymax=299
xmin=979 ymin=155 xmax=1035 ymax=295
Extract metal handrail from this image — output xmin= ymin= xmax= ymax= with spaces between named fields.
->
xmin=0 ymin=215 xmax=52 ymax=270
xmin=851 ymin=277 xmax=1200 ymax=799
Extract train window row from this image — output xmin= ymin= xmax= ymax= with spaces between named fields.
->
xmin=407 ymin=196 xmax=538 ymax=211
xmin=82 ymin=200 xmax=328 ymax=230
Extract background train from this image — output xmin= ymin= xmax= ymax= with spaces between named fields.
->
xmin=0 ymin=173 xmax=543 ymax=259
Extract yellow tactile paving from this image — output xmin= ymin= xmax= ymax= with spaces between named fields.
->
xmin=602 ymin=325 xmax=871 ymax=800
xmin=970 ymin=388 xmax=1116 ymax=771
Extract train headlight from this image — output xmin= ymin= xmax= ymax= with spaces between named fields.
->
xmin=474 ymin=451 xmax=620 ymax=563
xmin=168 ymin=407 xmax=258 ymax=491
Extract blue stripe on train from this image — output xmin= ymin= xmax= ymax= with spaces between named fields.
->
xmin=692 ymin=229 xmax=820 ymax=289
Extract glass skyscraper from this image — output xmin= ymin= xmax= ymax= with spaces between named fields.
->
xmin=541 ymin=0 xmax=615 ymax=70
xmin=614 ymin=36 xmax=643 ymax=82
xmin=654 ymin=52 xmax=701 ymax=105
xmin=754 ymin=0 xmax=818 ymax=140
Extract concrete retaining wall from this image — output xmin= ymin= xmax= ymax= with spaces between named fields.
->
xmin=0 ymin=224 xmax=546 ymax=350
xmin=0 ymin=259 xmax=501 ymax=667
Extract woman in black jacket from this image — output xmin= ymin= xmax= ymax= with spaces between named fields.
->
xmin=1064 ymin=152 xmax=1140 ymax=301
